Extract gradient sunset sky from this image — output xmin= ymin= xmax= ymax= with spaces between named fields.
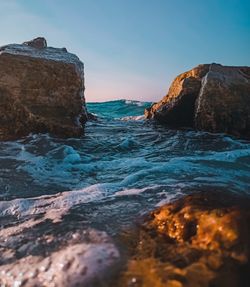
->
xmin=1 ymin=0 xmax=249 ymax=102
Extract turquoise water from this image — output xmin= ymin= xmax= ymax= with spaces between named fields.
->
xmin=0 ymin=99 xmax=250 ymax=278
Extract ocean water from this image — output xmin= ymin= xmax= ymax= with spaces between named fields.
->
xmin=0 ymin=99 xmax=250 ymax=284
xmin=1 ymin=99 xmax=250 ymax=225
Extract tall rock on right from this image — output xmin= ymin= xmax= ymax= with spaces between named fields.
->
xmin=145 ymin=64 xmax=250 ymax=139
xmin=195 ymin=64 xmax=250 ymax=138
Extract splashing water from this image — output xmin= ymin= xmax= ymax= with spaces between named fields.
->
xmin=0 ymin=99 xmax=250 ymax=285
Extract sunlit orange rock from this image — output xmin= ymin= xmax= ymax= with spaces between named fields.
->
xmin=117 ymin=191 xmax=250 ymax=287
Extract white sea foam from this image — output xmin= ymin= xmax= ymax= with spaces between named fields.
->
xmin=0 ymin=184 xmax=107 ymax=221
xmin=125 ymin=100 xmax=145 ymax=106
xmin=1 ymin=100 xmax=250 ymax=286
xmin=1 ymin=113 xmax=250 ymax=218
xmin=120 ymin=115 xmax=145 ymax=121
xmin=1 ymin=134 xmax=250 ymax=195
xmin=115 ymin=187 xmax=149 ymax=196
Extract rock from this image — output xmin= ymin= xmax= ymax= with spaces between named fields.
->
xmin=23 ymin=37 xmax=47 ymax=49
xmin=145 ymin=64 xmax=210 ymax=127
xmin=195 ymin=64 xmax=250 ymax=138
xmin=0 ymin=229 xmax=120 ymax=287
xmin=87 ymin=112 xmax=98 ymax=121
xmin=0 ymin=38 xmax=87 ymax=140
xmin=117 ymin=191 xmax=250 ymax=287
xmin=145 ymin=64 xmax=250 ymax=138
xmin=0 ymin=187 xmax=121 ymax=286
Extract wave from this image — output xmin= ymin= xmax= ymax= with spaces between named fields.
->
xmin=0 ymin=100 xmax=250 ymax=258
xmin=124 ymin=99 xmax=147 ymax=107
xmin=1 ymin=129 xmax=249 ymax=203
xmin=119 ymin=115 xmax=145 ymax=121
xmin=86 ymin=99 xmax=152 ymax=119
xmin=1 ymin=99 xmax=249 ymax=286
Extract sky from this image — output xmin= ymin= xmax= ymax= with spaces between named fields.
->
xmin=0 ymin=0 xmax=249 ymax=102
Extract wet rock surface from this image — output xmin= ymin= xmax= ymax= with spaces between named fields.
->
xmin=0 ymin=228 xmax=120 ymax=287
xmin=116 ymin=191 xmax=250 ymax=287
xmin=1 ymin=189 xmax=249 ymax=286
xmin=0 ymin=188 xmax=122 ymax=287
xmin=145 ymin=64 xmax=250 ymax=138
xmin=0 ymin=37 xmax=87 ymax=140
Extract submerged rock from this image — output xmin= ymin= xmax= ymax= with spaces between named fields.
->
xmin=118 ymin=191 xmax=250 ymax=287
xmin=145 ymin=64 xmax=250 ymax=138
xmin=0 ymin=37 xmax=87 ymax=140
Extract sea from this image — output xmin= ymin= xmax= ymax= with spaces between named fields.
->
xmin=0 ymin=99 xmax=250 ymax=284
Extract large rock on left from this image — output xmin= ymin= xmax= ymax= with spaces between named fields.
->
xmin=0 ymin=37 xmax=88 ymax=140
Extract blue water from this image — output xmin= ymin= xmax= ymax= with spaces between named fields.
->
xmin=0 ymin=99 xmax=250 ymax=233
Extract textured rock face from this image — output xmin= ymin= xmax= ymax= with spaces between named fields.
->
xmin=0 ymin=38 xmax=87 ymax=140
xmin=145 ymin=64 xmax=250 ymax=138
xmin=0 ymin=229 xmax=120 ymax=287
xmin=0 ymin=188 xmax=121 ymax=287
xmin=195 ymin=64 xmax=250 ymax=138
xmin=118 ymin=192 xmax=250 ymax=287
xmin=145 ymin=64 xmax=210 ymax=126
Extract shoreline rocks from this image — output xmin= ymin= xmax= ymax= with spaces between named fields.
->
xmin=116 ymin=191 xmax=250 ymax=287
xmin=0 ymin=37 xmax=88 ymax=141
xmin=145 ymin=64 xmax=250 ymax=139
xmin=0 ymin=185 xmax=122 ymax=287
xmin=0 ymin=229 xmax=120 ymax=287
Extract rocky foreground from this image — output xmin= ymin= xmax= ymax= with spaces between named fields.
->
xmin=0 ymin=228 xmax=120 ymax=287
xmin=1 ymin=188 xmax=249 ymax=287
xmin=145 ymin=64 xmax=250 ymax=139
xmin=116 ymin=191 xmax=250 ymax=287
xmin=0 ymin=37 xmax=87 ymax=140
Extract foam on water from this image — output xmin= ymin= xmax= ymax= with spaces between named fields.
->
xmin=0 ymin=99 xmax=250 ymax=285
xmin=0 ymin=101 xmax=250 ymax=239
xmin=86 ymin=99 xmax=151 ymax=119
xmin=0 ymin=185 xmax=105 ymax=220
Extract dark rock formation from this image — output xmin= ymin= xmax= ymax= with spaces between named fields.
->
xmin=0 ymin=37 xmax=87 ymax=140
xmin=145 ymin=64 xmax=210 ymax=126
xmin=117 ymin=191 xmax=250 ymax=287
xmin=145 ymin=64 xmax=250 ymax=138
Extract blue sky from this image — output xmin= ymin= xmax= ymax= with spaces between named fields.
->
xmin=0 ymin=0 xmax=249 ymax=102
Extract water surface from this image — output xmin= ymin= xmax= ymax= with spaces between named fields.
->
xmin=0 ymin=99 xmax=250 ymax=275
